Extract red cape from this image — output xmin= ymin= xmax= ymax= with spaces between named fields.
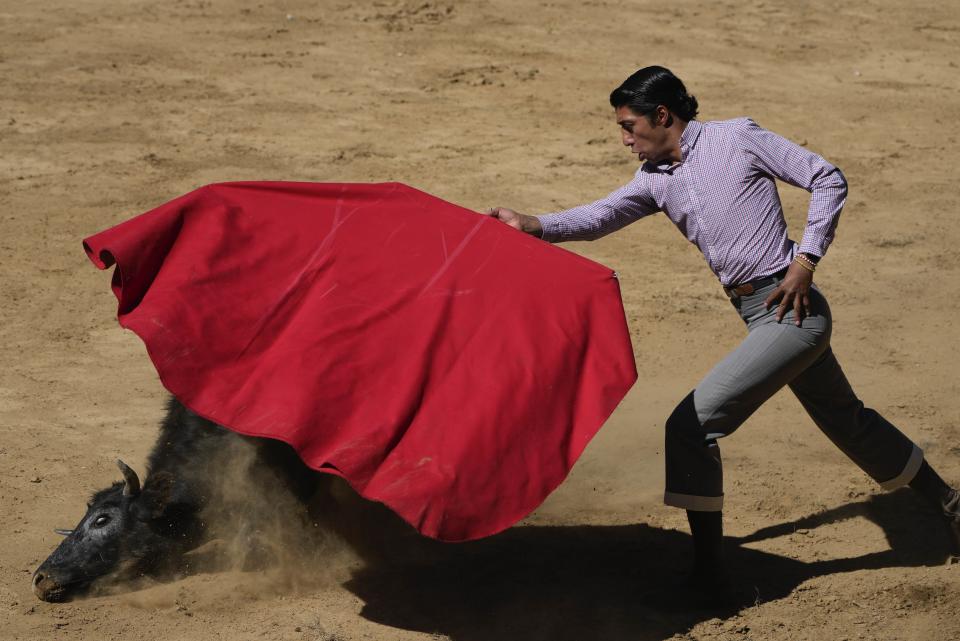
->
xmin=83 ymin=182 xmax=636 ymax=541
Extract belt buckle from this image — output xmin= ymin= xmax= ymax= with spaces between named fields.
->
xmin=725 ymin=282 xmax=754 ymax=299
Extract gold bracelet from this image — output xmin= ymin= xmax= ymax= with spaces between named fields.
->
xmin=798 ymin=253 xmax=818 ymax=269
xmin=794 ymin=255 xmax=816 ymax=272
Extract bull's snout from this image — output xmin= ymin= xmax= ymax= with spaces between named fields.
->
xmin=32 ymin=569 xmax=66 ymax=602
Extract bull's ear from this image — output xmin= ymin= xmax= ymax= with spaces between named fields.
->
xmin=138 ymin=471 xmax=176 ymax=519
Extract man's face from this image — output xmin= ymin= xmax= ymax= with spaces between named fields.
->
xmin=616 ymin=105 xmax=670 ymax=164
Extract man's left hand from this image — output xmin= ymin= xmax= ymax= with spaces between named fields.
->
xmin=764 ymin=261 xmax=814 ymax=325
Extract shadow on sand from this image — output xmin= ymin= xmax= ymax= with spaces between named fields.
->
xmin=342 ymin=489 xmax=955 ymax=641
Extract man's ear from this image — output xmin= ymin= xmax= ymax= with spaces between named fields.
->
xmin=653 ymin=105 xmax=673 ymax=128
xmin=134 ymin=471 xmax=176 ymax=519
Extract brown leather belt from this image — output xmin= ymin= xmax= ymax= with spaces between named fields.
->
xmin=724 ymin=268 xmax=788 ymax=299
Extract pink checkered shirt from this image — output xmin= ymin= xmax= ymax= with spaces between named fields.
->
xmin=537 ymin=118 xmax=848 ymax=286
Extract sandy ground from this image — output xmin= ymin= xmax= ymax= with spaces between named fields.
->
xmin=3 ymin=0 xmax=960 ymax=639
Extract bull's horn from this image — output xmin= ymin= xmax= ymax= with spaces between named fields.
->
xmin=116 ymin=459 xmax=141 ymax=497
xmin=53 ymin=528 xmax=73 ymax=536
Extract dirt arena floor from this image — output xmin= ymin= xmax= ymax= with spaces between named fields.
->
xmin=3 ymin=0 xmax=960 ymax=639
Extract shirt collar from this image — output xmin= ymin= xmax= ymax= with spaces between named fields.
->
xmin=679 ymin=119 xmax=703 ymax=157
xmin=642 ymin=119 xmax=703 ymax=174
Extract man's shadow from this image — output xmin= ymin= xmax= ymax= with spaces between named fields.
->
xmin=340 ymin=489 xmax=953 ymax=641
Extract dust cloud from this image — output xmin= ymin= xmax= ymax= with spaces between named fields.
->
xmin=108 ymin=435 xmax=382 ymax=610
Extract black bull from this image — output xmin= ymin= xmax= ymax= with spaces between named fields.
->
xmin=32 ymin=397 xmax=326 ymax=601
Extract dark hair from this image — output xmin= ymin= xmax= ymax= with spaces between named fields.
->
xmin=609 ymin=66 xmax=699 ymax=121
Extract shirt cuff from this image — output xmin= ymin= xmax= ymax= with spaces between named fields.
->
xmin=798 ymin=233 xmax=829 ymax=259
xmin=536 ymin=214 xmax=563 ymax=243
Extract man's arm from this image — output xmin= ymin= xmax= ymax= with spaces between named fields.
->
xmin=536 ymin=176 xmax=659 ymax=242
xmin=740 ymin=118 xmax=847 ymax=324
xmin=737 ymin=118 xmax=848 ymax=259
xmin=484 ymin=174 xmax=659 ymax=242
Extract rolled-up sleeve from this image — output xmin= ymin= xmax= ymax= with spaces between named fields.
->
xmin=537 ymin=174 xmax=659 ymax=243
xmin=737 ymin=118 xmax=848 ymax=258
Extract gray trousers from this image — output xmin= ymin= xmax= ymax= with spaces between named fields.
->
xmin=663 ymin=277 xmax=923 ymax=512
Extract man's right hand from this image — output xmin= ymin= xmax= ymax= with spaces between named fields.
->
xmin=482 ymin=207 xmax=543 ymax=238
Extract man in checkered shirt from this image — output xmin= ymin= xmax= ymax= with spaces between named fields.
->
xmin=485 ymin=66 xmax=960 ymax=595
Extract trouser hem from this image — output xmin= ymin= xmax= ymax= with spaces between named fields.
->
xmin=664 ymin=491 xmax=724 ymax=512
xmin=879 ymin=444 xmax=924 ymax=491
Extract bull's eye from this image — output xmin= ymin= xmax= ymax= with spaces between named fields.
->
xmin=93 ymin=515 xmax=111 ymax=527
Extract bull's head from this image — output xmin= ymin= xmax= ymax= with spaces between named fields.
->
xmin=32 ymin=460 xmax=174 ymax=602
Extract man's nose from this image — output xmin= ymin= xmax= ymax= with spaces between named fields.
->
xmin=621 ymin=131 xmax=634 ymax=146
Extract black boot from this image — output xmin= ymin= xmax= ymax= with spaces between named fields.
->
xmin=686 ymin=510 xmax=734 ymax=598
xmin=908 ymin=460 xmax=960 ymax=554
